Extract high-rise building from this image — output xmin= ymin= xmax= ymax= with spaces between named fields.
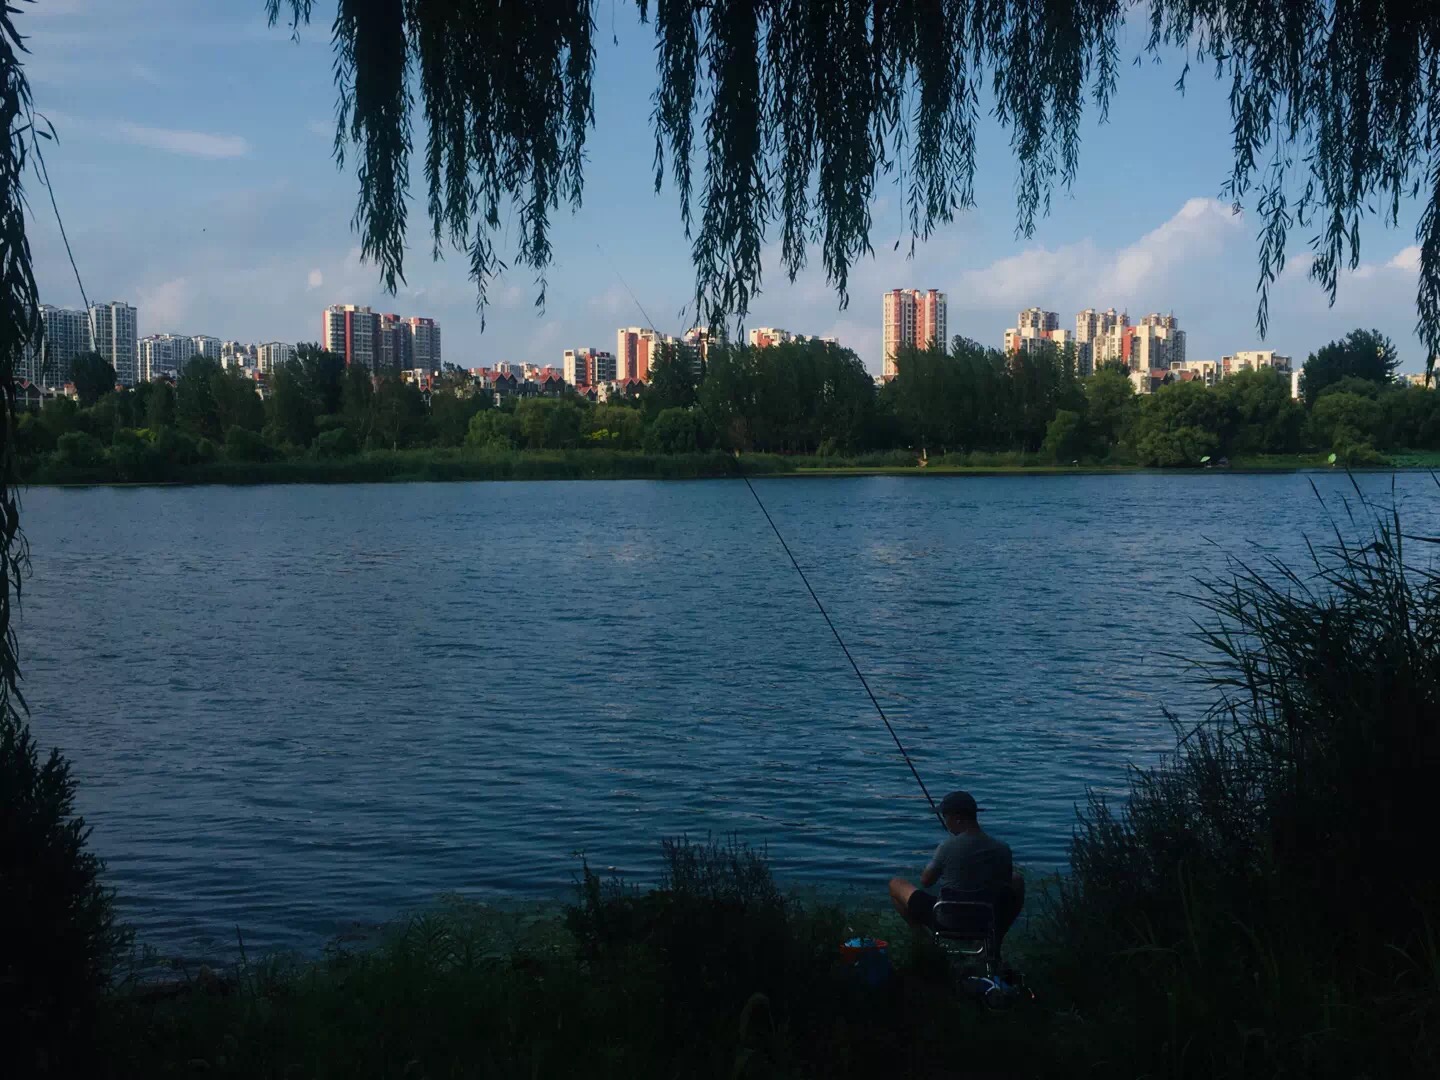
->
xmin=376 ymin=314 xmax=407 ymax=374
xmin=138 ymin=333 xmax=196 ymax=381
xmin=681 ymin=327 xmax=711 ymax=376
xmin=881 ymin=289 xmax=946 ymax=378
xmin=1003 ymin=308 xmax=1072 ymax=356
xmin=749 ymin=327 xmax=793 ymax=349
xmin=1170 ymin=359 xmax=1222 ymax=387
xmin=1074 ymin=307 xmax=1130 ymax=374
xmin=220 ymin=341 xmax=257 ymax=369
xmin=257 ymin=342 xmax=296 ymax=373
xmin=323 ymin=304 xmax=382 ymax=370
xmin=563 ymin=348 xmax=617 ymax=386
xmin=90 ymin=301 xmax=138 ymax=386
xmin=22 ymin=304 xmax=90 ymax=387
xmin=1221 ymin=349 xmax=1292 ymax=375
xmin=616 ymin=326 xmax=664 ymax=381
xmin=191 ymin=335 xmax=222 ymax=361
xmin=1129 ymin=313 xmax=1186 ymax=374
xmin=406 ymin=316 xmax=441 ymax=370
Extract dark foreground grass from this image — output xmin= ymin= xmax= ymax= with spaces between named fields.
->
xmin=103 ymin=847 xmax=1061 ymax=1080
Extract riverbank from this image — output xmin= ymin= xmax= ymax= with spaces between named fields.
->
xmin=98 ymin=839 xmax=1434 ymax=1080
xmin=22 ymin=447 xmax=1440 ymax=486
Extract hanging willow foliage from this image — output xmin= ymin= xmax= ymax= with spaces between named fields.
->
xmin=270 ymin=1 xmax=1440 ymax=358
xmin=0 ymin=3 xmax=39 ymax=718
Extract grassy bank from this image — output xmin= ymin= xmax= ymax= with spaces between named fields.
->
xmin=22 ymin=446 xmax=1440 ymax=486
xmin=99 ymin=832 xmax=1435 ymax=1080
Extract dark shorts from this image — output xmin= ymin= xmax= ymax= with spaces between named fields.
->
xmin=907 ymin=888 xmax=939 ymax=927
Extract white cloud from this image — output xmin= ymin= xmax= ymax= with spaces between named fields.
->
xmin=949 ymin=198 xmax=1242 ymax=319
xmin=136 ymin=277 xmax=190 ymax=331
xmin=116 ymin=122 xmax=249 ymax=159
xmin=307 ymin=269 xmax=324 ymax=290
xmin=307 ymin=120 xmax=333 ymax=140
xmin=1101 ymin=197 xmax=1242 ymax=295
xmin=1388 ymin=245 xmax=1422 ymax=273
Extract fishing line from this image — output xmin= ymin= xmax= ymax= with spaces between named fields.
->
xmin=732 ymin=458 xmax=944 ymax=829
xmin=599 ymin=261 xmax=944 ymax=828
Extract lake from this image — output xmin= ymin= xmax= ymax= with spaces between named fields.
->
xmin=20 ymin=472 xmax=1438 ymax=955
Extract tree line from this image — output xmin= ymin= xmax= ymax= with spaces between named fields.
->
xmin=14 ymin=329 xmax=1438 ymax=479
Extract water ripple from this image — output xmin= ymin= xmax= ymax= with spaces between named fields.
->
xmin=19 ymin=472 xmax=1438 ymax=955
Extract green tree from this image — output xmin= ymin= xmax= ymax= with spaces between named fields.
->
xmin=466 ymin=408 xmax=520 ymax=450
xmin=54 ymin=431 xmax=106 ymax=469
xmin=644 ymin=407 xmax=701 ymax=454
xmin=1082 ymin=368 xmax=1138 ymax=456
xmin=107 ymin=429 xmax=153 ymax=481
xmin=1309 ymin=391 xmax=1384 ymax=453
xmin=1041 ymin=409 xmax=1087 ymax=463
xmin=340 ymin=362 xmax=377 ymax=445
xmin=265 ymin=359 xmax=318 ymax=448
xmin=1131 ymin=381 xmax=1229 ymax=466
xmin=516 ymin=398 xmax=582 ymax=450
xmin=646 ymin=344 xmax=698 ymax=414
xmin=37 ymin=396 xmax=79 ymax=442
xmin=372 ymin=377 xmax=428 ymax=449
xmin=430 ymin=390 xmax=486 ymax=447
xmin=297 ymin=343 xmax=347 ymax=416
xmin=224 ymin=425 xmax=274 ymax=462
xmin=144 ymin=381 xmax=176 ymax=430
xmin=1298 ymin=330 xmax=1400 ymax=406
xmin=176 ymin=357 xmax=222 ymax=439
xmin=1213 ymin=369 xmax=1305 ymax=455
xmin=212 ymin=369 xmax=264 ymax=433
xmin=586 ymin=404 xmax=643 ymax=449
xmin=1379 ymin=385 xmax=1440 ymax=450
xmin=697 ymin=344 xmax=755 ymax=450
xmin=315 ymin=427 xmax=358 ymax=457
xmin=69 ymin=351 xmax=115 ymax=407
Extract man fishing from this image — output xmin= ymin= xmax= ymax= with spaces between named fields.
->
xmin=888 ymin=790 xmax=1024 ymax=938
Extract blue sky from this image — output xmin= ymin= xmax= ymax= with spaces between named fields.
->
xmin=21 ymin=0 xmax=1435 ymax=375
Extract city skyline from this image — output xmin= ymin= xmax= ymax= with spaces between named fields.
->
xmin=20 ymin=2 xmax=1439 ymax=381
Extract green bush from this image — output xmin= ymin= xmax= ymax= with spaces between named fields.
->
xmin=54 ymin=431 xmax=106 ymax=469
xmin=223 ymin=426 xmax=274 ymax=463
xmin=642 ymin=407 xmax=700 ymax=454
xmin=314 ymin=427 xmax=358 ymax=458
xmin=1 ymin=715 xmax=127 ymax=1076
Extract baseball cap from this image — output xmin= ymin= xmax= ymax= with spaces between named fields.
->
xmin=939 ymin=790 xmax=983 ymax=815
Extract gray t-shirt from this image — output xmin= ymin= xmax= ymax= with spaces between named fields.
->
xmin=925 ymin=828 xmax=1013 ymax=896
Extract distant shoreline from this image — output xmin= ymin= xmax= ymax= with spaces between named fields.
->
xmin=21 ymin=448 xmax=1440 ymax=488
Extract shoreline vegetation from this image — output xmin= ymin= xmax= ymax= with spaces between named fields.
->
xmin=14 ymin=489 xmax=1437 ymax=1078
xmin=24 ymin=447 xmax=1440 ymax=487
xmin=19 ymin=329 xmax=1440 ymax=493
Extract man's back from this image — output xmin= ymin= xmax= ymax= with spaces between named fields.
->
xmin=927 ymin=828 xmax=1013 ymax=896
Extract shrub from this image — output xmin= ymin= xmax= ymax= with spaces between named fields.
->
xmin=106 ymin=430 xmax=153 ymax=482
xmin=314 ymin=427 xmax=358 ymax=458
xmin=54 ymin=431 xmax=106 ymax=469
xmin=1 ymin=715 xmax=127 ymax=1076
xmin=224 ymin=426 xmax=274 ymax=463
xmin=642 ymin=407 xmax=700 ymax=454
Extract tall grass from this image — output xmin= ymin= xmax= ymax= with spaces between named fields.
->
xmin=1047 ymin=480 xmax=1440 ymax=1077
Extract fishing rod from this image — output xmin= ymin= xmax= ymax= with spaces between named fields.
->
xmin=598 ymin=258 xmax=944 ymax=828
xmin=730 ymin=457 xmax=945 ymax=830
